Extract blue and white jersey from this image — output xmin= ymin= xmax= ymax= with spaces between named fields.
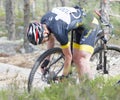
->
xmin=41 ymin=7 xmax=84 ymax=45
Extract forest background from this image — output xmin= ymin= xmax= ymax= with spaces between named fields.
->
xmin=0 ymin=0 xmax=120 ymax=53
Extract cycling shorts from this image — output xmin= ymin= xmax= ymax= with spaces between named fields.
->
xmin=72 ymin=25 xmax=99 ymax=54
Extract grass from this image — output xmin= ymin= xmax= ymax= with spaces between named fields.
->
xmin=0 ymin=76 xmax=120 ymax=100
xmin=38 ymin=77 xmax=120 ymax=100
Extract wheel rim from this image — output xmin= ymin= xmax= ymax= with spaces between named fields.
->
xmin=30 ymin=51 xmax=64 ymax=90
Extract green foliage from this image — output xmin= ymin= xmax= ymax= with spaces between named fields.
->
xmin=0 ymin=76 xmax=120 ymax=100
xmin=109 ymin=2 xmax=120 ymax=36
xmin=0 ymin=9 xmax=5 ymax=17
xmin=38 ymin=77 xmax=120 ymax=100
xmin=110 ymin=17 xmax=120 ymax=36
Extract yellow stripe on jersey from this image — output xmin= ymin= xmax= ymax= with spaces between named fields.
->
xmin=73 ymin=42 xmax=94 ymax=54
xmin=61 ymin=42 xmax=70 ymax=49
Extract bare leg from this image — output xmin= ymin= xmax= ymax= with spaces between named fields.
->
xmin=73 ymin=48 xmax=93 ymax=80
xmin=62 ymin=47 xmax=72 ymax=76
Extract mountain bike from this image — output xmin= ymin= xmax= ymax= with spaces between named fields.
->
xmin=28 ymin=11 xmax=120 ymax=92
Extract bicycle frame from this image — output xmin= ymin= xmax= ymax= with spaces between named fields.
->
xmin=94 ymin=9 xmax=113 ymax=74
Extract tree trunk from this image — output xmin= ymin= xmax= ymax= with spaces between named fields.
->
xmin=5 ymin=0 xmax=16 ymax=40
xmin=24 ymin=0 xmax=32 ymax=53
xmin=100 ymin=0 xmax=111 ymax=36
xmin=100 ymin=0 xmax=110 ymax=24
xmin=60 ymin=0 xmax=66 ymax=6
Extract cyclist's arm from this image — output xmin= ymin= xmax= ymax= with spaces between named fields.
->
xmin=61 ymin=43 xmax=72 ymax=76
xmin=47 ymin=33 xmax=55 ymax=49
xmin=43 ymin=34 xmax=55 ymax=61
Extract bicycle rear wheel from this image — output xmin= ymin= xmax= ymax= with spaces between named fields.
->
xmin=91 ymin=45 xmax=120 ymax=77
xmin=28 ymin=47 xmax=64 ymax=92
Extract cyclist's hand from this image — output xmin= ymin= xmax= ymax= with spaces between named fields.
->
xmin=41 ymin=59 xmax=50 ymax=69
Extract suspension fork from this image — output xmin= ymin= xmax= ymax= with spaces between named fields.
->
xmin=103 ymin=37 xmax=108 ymax=74
xmin=96 ymin=35 xmax=108 ymax=74
xmin=71 ymin=30 xmax=74 ymax=53
xmin=96 ymin=40 xmax=103 ymax=70
xmin=99 ymin=36 xmax=108 ymax=74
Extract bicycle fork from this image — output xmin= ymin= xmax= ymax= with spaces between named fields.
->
xmin=103 ymin=43 xmax=108 ymax=74
xmin=97 ymin=36 xmax=108 ymax=74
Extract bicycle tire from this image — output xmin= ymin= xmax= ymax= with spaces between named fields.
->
xmin=91 ymin=44 xmax=120 ymax=77
xmin=28 ymin=47 xmax=64 ymax=92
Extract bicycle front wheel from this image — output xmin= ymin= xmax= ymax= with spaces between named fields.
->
xmin=28 ymin=47 xmax=64 ymax=92
xmin=91 ymin=45 xmax=120 ymax=77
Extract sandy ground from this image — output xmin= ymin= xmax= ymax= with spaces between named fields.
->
xmin=0 ymin=52 xmax=39 ymax=68
xmin=0 ymin=50 xmax=48 ymax=90
xmin=0 ymin=37 xmax=48 ymax=89
xmin=0 ymin=37 xmax=120 ymax=90
xmin=0 ymin=63 xmax=31 ymax=89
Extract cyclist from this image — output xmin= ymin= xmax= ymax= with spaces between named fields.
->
xmin=27 ymin=6 xmax=99 ymax=80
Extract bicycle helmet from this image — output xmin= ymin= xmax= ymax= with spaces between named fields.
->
xmin=27 ymin=22 xmax=44 ymax=45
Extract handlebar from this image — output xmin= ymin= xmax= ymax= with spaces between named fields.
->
xmin=94 ymin=9 xmax=114 ymax=42
xmin=94 ymin=10 xmax=113 ymax=29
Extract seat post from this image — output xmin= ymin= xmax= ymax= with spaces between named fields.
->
xmin=71 ymin=30 xmax=74 ymax=54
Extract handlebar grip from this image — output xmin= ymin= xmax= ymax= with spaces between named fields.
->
xmin=94 ymin=10 xmax=101 ymax=17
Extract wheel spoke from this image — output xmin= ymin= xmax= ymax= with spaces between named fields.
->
xmin=28 ymin=48 xmax=64 ymax=92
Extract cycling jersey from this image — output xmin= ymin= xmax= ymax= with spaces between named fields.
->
xmin=41 ymin=7 xmax=99 ymax=54
xmin=41 ymin=7 xmax=83 ymax=44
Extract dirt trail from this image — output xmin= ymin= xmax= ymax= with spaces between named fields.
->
xmin=0 ymin=37 xmax=47 ymax=89
xmin=0 ymin=63 xmax=31 ymax=89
